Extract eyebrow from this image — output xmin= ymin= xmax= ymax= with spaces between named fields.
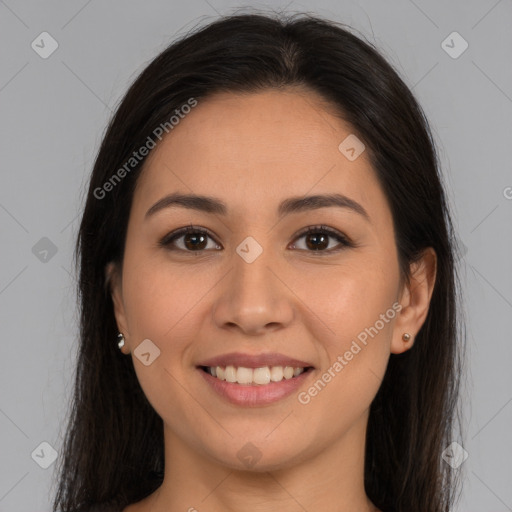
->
xmin=145 ymin=192 xmax=370 ymax=221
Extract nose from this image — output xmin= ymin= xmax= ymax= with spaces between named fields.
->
xmin=212 ymin=241 xmax=295 ymax=336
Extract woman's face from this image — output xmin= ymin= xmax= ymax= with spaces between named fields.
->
xmin=109 ymin=88 xmax=432 ymax=472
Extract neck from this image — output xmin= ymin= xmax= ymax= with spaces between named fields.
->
xmin=142 ymin=411 xmax=379 ymax=512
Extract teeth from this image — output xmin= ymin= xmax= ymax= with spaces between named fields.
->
xmin=236 ymin=366 xmax=253 ymax=385
xmin=225 ymin=365 xmax=237 ymax=383
xmin=253 ymin=367 xmax=271 ymax=385
xmin=283 ymin=366 xmax=294 ymax=379
xmin=270 ymin=366 xmax=283 ymax=382
xmin=205 ymin=365 xmax=306 ymax=385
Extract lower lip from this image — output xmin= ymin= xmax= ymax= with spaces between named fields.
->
xmin=198 ymin=368 xmax=313 ymax=407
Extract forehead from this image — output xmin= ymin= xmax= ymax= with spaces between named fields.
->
xmin=134 ymin=88 xmax=386 ymax=222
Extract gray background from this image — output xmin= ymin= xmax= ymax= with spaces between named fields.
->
xmin=0 ymin=0 xmax=511 ymax=511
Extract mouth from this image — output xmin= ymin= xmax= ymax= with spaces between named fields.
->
xmin=198 ymin=365 xmax=314 ymax=386
xmin=197 ymin=364 xmax=314 ymax=407
xmin=195 ymin=352 xmax=315 ymax=406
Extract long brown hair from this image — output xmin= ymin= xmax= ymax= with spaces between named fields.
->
xmin=52 ymin=11 xmax=465 ymax=512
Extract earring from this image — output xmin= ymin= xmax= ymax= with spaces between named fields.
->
xmin=402 ymin=332 xmax=411 ymax=342
xmin=117 ymin=332 xmax=125 ymax=349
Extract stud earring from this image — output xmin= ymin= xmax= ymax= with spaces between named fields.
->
xmin=402 ymin=332 xmax=411 ymax=342
xmin=117 ymin=332 xmax=125 ymax=349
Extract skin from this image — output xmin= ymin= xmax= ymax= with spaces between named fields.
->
xmin=108 ymin=88 xmax=436 ymax=512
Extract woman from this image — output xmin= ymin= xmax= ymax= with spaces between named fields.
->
xmin=52 ymin=11 xmax=464 ymax=512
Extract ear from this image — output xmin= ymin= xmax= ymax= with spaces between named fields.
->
xmin=105 ymin=261 xmax=130 ymax=352
xmin=391 ymin=247 xmax=437 ymax=354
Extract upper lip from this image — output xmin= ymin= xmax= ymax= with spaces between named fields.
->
xmin=197 ymin=352 xmax=314 ymax=369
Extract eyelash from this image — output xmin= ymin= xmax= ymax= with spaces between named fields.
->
xmin=158 ymin=224 xmax=354 ymax=254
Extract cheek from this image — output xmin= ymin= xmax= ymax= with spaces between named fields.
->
xmin=293 ymin=255 xmax=398 ymax=407
xmin=296 ymin=298 xmax=395 ymax=435
xmin=293 ymin=253 xmax=400 ymax=345
xmin=120 ymin=256 xmax=210 ymax=432
xmin=122 ymin=249 xmax=207 ymax=342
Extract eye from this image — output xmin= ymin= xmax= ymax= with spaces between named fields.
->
xmin=290 ymin=225 xmax=353 ymax=253
xmin=159 ymin=225 xmax=221 ymax=252
xmin=159 ymin=224 xmax=353 ymax=254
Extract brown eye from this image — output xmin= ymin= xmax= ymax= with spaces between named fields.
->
xmin=291 ymin=225 xmax=352 ymax=252
xmin=160 ymin=224 xmax=352 ymax=254
xmin=182 ymin=232 xmax=208 ymax=250
xmin=159 ymin=226 xmax=221 ymax=252
xmin=304 ymin=232 xmax=329 ymax=250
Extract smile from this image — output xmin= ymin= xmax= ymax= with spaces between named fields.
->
xmin=200 ymin=365 xmax=311 ymax=385
xmin=197 ymin=365 xmax=314 ymax=407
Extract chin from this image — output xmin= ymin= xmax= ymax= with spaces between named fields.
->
xmin=205 ymin=436 xmax=313 ymax=473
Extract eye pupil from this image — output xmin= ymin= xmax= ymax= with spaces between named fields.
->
xmin=184 ymin=233 xmax=207 ymax=250
xmin=306 ymin=233 xmax=329 ymax=251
